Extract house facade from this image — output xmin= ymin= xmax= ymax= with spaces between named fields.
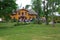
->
xmin=10 ymin=9 xmax=37 ymax=22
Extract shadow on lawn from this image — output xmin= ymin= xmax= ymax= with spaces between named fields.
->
xmin=0 ymin=26 xmax=14 ymax=29
xmin=0 ymin=27 xmax=10 ymax=29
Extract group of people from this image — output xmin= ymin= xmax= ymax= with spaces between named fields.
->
xmin=18 ymin=17 xmax=33 ymax=22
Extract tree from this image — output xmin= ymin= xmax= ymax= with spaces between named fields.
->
xmin=32 ymin=0 xmax=42 ymax=24
xmin=47 ymin=0 xmax=60 ymax=14
xmin=25 ymin=5 xmax=31 ymax=9
xmin=46 ymin=0 xmax=60 ymax=26
xmin=0 ymin=0 xmax=17 ymax=21
xmin=42 ymin=0 xmax=49 ymax=25
xmin=42 ymin=0 xmax=60 ymax=25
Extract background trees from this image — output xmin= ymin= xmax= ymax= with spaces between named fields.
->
xmin=32 ymin=0 xmax=43 ymax=24
xmin=0 ymin=0 xmax=17 ymax=21
xmin=32 ymin=0 xmax=60 ymax=24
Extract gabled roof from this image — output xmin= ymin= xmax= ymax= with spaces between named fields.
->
xmin=28 ymin=9 xmax=37 ymax=15
xmin=12 ymin=9 xmax=38 ymax=15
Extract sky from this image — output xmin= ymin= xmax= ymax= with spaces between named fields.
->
xmin=16 ymin=0 xmax=31 ymax=8
xmin=16 ymin=0 xmax=46 ymax=8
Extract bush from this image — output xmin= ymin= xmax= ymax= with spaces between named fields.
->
xmin=32 ymin=19 xmax=42 ymax=24
xmin=14 ymin=22 xmax=30 ymax=26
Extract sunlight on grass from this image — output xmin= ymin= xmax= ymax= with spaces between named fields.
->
xmin=0 ymin=23 xmax=60 ymax=40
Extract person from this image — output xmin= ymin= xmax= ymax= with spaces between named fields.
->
xmin=42 ymin=17 xmax=46 ymax=23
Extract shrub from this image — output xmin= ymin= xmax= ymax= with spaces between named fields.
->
xmin=32 ymin=19 xmax=42 ymax=24
xmin=14 ymin=22 xmax=30 ymax=26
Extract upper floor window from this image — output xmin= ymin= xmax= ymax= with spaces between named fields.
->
xmin=18 ymin=12 xmax=20 ymax=15
xmin=22 ymin=12 xmax=24 ymax=15
xmin=21 ymin=11 xmax=27 ymax=16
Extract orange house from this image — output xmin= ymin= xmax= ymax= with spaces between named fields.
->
xmin=10 ymin=9 xmax=37 ymax=21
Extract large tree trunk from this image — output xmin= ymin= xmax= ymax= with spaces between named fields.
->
xmin=45 ymin=13 xmax=49 ymax=25
xmin=43 ymin=0 xmax=49 ymax=25
xmin=51 ymin=4 xmax=55 ymax=27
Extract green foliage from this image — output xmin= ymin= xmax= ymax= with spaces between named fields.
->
xmin=57 ymin=7 xmax=60 ymax=13
xmin=32 ymin=0 xmax=43 ymax=24
xmin=14 ymin=22 xmax=30 ymax=26
xmin=0 ymin=0 xmax=17 ymax=20
xmin=48 ymin=0 xmax=60 ymax=13
xmin=48 ymin=0 xmax=60 ymax=4
xmin=25 ymin=5 xmax=30 ymax=9
xmin=32 ymin=0 xmax=42 ymax=16
xmin=32 ymin=18 xmax=42 ymax=24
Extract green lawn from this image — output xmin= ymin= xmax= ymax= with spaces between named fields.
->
xmin=0 ymin=23 xmax=60 ymax=40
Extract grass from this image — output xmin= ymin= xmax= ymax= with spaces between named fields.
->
xmin=0 ymin=22 xmax=60 ymax=40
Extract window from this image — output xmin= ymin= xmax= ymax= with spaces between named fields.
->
xmin=22 ymin=12 xmax=24 ymax=15
xmin=18 ymin=12 xmax=20 ymax=15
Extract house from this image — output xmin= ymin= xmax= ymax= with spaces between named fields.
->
xmin=10 ymin=8 xmax=37 ymax=22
